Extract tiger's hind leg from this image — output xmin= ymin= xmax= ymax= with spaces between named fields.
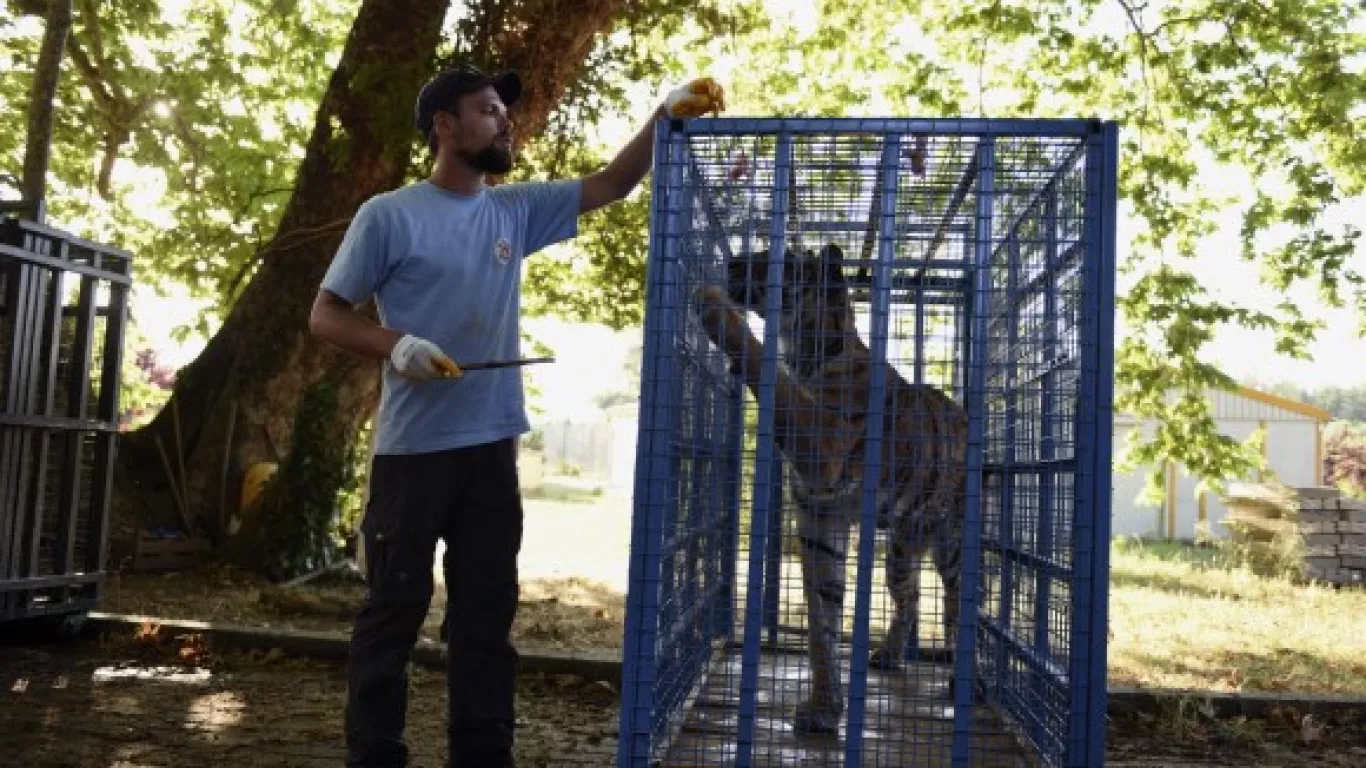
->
xmin=932 ymin=519 xmax=964 ymax=700
xmin=793 ymin=497 xmax=853 ymax=735
xmin=931 ymin=520 xmax=962 ymax=664
xmin=870 ymin=511 xmax=928 ymax=671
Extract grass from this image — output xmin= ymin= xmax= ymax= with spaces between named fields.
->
xmin=1107 ymin=537 xmax=1366 ymax=696
xmin=103 ymin=521 xmax=1366 ymax=699
xmin=520 ymin=477 xmax=607 ymax=503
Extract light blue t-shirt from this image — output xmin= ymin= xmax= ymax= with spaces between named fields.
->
xmin=321 ymin=178 xmax=581 ymax=455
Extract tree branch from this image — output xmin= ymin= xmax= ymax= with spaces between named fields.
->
xmin=170 ymin=109 xmax=207 ymax=192
xmin=21 ymin=0 xmax=72 ymax=208
xmin=64 ymin=34 xmax=116 ymax=115
xmin=68 ymin=0 xmax=152 ymax=199
xmin=1149 ymin=13 xmax=1208 ymax=37
xmin=1114 ymin=0 xmax=1161 ymax=129
xmin=14 ymin=0 xmax=49 ymax=16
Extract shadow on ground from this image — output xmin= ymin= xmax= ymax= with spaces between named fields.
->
xmin=0 ymin=629 xmax=618 ymax=768
xmin=3 ymin=629 xmax=1364 ymax=768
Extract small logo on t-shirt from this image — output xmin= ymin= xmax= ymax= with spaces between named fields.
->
xmin=494 ymin=237 xmax=513 ymax=265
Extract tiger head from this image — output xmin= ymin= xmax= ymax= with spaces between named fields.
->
xmin=724 ymin=242 xmax=855 ymax=322
xmin=720 ymin=242 xmax=864 ymax=372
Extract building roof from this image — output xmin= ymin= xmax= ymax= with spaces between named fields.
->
xmin=1116 ymin=385 xmax=1333 ymax=425
xmin=1235 ymin=386 xmax=1332 ymax=422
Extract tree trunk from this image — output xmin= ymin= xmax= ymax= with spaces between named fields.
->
xmin=112 ymin=0 xmax=626 ymax=575
xmin=20 ymin=0 xmax=72 ymax=216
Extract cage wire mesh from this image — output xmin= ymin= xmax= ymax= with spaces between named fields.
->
xmin=619 ymin=118 xmax=1117 ymax=768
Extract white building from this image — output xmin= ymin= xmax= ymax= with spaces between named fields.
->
xmin=1110 ymin=386 xmax=1331 ymax=540
xmin=539 ymin=383 xmax=1331 ymax=542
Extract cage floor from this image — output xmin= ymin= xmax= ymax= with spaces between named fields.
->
xmin=659 ymin=642 xmax=1033 ymax=767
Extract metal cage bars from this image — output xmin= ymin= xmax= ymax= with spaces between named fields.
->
xmin=0 ymin=215 xmax=131 ymax=623
xmin=618 ymin=117 xmax=1117 ymax=768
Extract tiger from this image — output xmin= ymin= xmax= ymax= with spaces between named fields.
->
xmin=692 ymin=241 xmax=969 ymax=735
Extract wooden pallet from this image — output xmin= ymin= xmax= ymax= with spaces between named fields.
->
xmin=1224 ymin=485 xmax=1366 ymax=586
xmin=1292 ymin=489 xmax=1366 ymax=586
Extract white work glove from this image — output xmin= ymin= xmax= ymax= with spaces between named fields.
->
xmin=663 ymin=77 xmax=726 ymax=119
xmin=389 ymin=334 xmax=462 ymax=380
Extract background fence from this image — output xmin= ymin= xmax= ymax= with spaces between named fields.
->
xmin=0 ymin=212 xmax=130 ymax=624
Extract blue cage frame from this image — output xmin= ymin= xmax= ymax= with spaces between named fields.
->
xmin=618 ymin=117 xmax=1118 ymax=767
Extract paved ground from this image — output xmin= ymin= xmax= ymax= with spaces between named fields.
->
xmin=2 ymin=632 xmax=1362 ymax=768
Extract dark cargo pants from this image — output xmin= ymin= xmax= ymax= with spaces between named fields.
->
xmin=344 ymin=438 xmax=522 ymax=768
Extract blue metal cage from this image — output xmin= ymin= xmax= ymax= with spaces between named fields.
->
xmin=618 ymin=117 xmax=1117 ymax=767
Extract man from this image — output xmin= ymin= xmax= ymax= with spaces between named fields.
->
xmin=308 ymin=64 xmax=724 ymax=768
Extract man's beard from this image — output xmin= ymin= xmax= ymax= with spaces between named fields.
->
xmin=458 ymin=142 xmax=513 ymax=174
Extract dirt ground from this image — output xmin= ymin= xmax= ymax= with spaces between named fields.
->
xmin=2 ymin=632 xmax=1363 ymax=768
xmin=0 ymin=632 xmax=618 ymax=768
xmin=38 ymin=491 xmax=1365 ymax=766
xmin=99 ymin=495 xmax=633 ymax=653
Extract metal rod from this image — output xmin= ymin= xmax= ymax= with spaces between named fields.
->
xmin=0 ymin=257 xmax=25 ymax=618
xmin=993 ymin=225 xmax=1023 ymax=701
xmin=1084 ymin=120 xmax=1120 ymax=768
xmin=616 ymin=120 xmax=684 ymax=768
xmin=2 ymin=260 xmax=40 ymax=595
xmin=677 ymin=117 xmax=1103 ymax=137
xmin=917 ymin=151 xmax=980 ymax=274
xmin=26 ymin=258 xmax=63 ymax=590
xmin=979 ymin=614 xmax=1069 ymax=687
xmin=713 ymin=384 xmax=743 ymax=640
xmin=844 ymin=134 xmax=902 ymax=766
xmin=1033 ymin=180 xmax=1062 ymax=738
xmin=58 ymin=272 xmax=97 ymax=587
xmin=0 ymin=243 xmax=131 ymax=284
xmin=981 ymin=538 xmax=1071 ymax=582
xmin=0 ymin=572 xmax=102 ymax=590
xmin=734 ymin=131 xmax=793 ymax=768
xmin=951 ymin=136 xmax=995 ymax=768
xmin=0 ymin=413 xmax=119 ymax=432
xmin=760 ymin=459 xmax=782 ymax=645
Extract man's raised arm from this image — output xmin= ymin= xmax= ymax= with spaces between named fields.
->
xmin=578 ymin=77 xmax=726 ymax=215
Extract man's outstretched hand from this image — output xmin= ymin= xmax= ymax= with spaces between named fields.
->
xmin=664 ymin=77 xmax=726 ymax=119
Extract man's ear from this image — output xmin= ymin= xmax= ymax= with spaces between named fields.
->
xmin=434 ymin=109 xmax=462 ymax=145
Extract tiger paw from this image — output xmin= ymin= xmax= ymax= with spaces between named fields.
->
xmin=694 ymin=284 xmax=728 ymax=305
xmin=793 ymin=698 xmax=842 ymax=735
xmin=694 ymin=284 xmax=739 ymax=333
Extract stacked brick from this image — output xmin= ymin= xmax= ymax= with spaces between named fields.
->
xmin=1295 ymin=487 xmax=1366 ymax=586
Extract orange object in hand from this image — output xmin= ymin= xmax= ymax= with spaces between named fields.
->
xmin=432 ymin=356 xmax=463 ymax=379
xmin=665 ymin=77 xmax=727 ymax=119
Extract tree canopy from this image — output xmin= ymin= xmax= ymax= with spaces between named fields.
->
xmin=2 ymin=0 xmax=352 ymax=329
xmin=3 ymin=0 xmax=1363 ymax=503
xmin=525 ymin=0 xmax=1366 ymax=494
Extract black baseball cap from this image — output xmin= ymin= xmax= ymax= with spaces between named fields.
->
xmin=414 ymin=65 xmax=522 ymax=136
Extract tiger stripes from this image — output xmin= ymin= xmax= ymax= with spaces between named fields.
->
xmin=694 ymin=242 xmax=968 ymax=735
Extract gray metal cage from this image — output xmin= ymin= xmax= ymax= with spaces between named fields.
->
xmin=0 ymin=212 xmax=131 ymax=624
